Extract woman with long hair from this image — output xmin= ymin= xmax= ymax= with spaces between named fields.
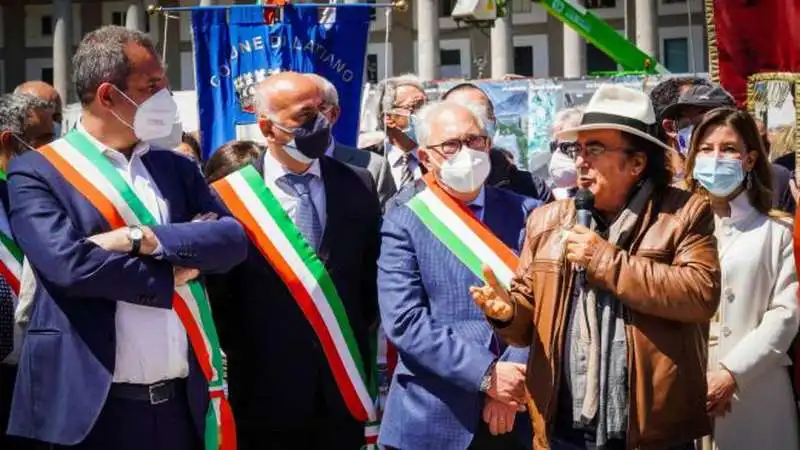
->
xmin=685 ymin=107 xmax=799 ymax=450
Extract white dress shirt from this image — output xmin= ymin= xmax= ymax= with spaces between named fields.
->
xmin=79 ymin=126 xmax=189 ymax=384
xmin=262 ymin=149 xmax=327 ymax=232
xmin=324 ymin=137 xmax=336 ymax=158
xmin=386 ymin=143 xmax=422 ymax=188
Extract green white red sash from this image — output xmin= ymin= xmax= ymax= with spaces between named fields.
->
xmin=0 ymin=169 xmax=22 ymax=296
xmin=38 ymin=130 xmax=235 ymax=450
xmin=212 ymin=165 xmax=379 ymax=448
xmin=407 ymin=174 xmax=519 ymax=289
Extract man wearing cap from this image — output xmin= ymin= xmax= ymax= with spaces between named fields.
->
xmin=472 ymin=84 xmax=721 ymax=449
xmin=660 ymin=85 xmax=735 ymax=183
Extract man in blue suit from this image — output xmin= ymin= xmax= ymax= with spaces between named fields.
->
xmin=378 ymin=100 xmax=539 ymax=450
xmin=5 ymin=26 xmax=248 ymax=450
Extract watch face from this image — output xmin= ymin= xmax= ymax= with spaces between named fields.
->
xmin=130 ymin=228 xmax=144 ymax=240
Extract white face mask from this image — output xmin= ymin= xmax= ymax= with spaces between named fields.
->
xmin=148 ymin=117 xmax=184 ymax=150
xmin=111 ymin=87 xmax=179 ymax=142
xmin=436 ymin=146 xmax=491 ymax=193
xmin=549 ymin=151 xmax=578 ymax=189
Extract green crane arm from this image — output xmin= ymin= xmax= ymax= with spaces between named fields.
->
xmin=534 ymin=0 xmax=670 ymax=74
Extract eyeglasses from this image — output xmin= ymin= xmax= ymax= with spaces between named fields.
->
xmin=391 ymin=100 xmax=425 ymax=114
xmin=560 ymin=142 xmax=634 ymax=160
xmin=427 ymin=135 xmax=490 ymax=157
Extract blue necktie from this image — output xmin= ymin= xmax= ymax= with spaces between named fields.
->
xmin=468 ymin=203 xmax=482 ymax=221
xmin=279 ymin=173 xmax=323 ymax=251
xmin=0 ymin=276 xmax=14 ymax=361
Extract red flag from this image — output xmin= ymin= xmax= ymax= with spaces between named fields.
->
xmin=707 ymin=0 xmax=800 ymax=107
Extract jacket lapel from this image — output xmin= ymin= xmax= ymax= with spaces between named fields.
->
xmin=316 ymin=157 xmax=342 ymax=265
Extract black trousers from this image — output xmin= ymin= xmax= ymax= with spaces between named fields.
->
xmin=467 ymin=420 xmax=528 ymax=450
xmin=52 ymin=385 xmax=201 ymax=450
xmin=0 ymin=364 xmax=40 ymax=450
xmin=236 ymin=389 xmax=363 ymax=450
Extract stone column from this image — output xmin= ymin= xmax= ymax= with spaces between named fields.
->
xmin=416 ymin=0 xmax=440 ymax=80
xmin=125 ymin=1 xmax=145 ymax=31
xmin=52 ymin=0 xmax=73 ymax=103
xmin=490 ymin=9 xmax=513 ymax=78
xmin=563 ymin=24 xmax=584 ymax=78
xmin=634 ymin=0 xmax=659 ymax=60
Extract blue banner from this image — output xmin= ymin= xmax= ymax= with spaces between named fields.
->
xmin=192 ymin=5 xmax=371 ymax=158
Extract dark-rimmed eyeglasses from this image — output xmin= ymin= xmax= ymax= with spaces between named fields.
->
xmin=557 ymin=142 xmax=634 ymax=160
xmin=427 ymin=135 xmax=490 ymax=157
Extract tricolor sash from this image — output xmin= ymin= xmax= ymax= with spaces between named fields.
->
xmin=212 ymin=165 xmax=379 ymax=448
xmin=38 ymin=130 xmax=235 ymax=450
xmin=407 ymin=174 xmax=519 ymax=288
xmin=0 ymin=169 xmax=22 ymax=296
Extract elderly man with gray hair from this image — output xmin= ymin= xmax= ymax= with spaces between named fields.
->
xmin=548 ymin=106 xmax=584 ymax=199
xmin=359 ymin=74 xmax=428 ymax=207
xmin=377 ymin=99 xmax=540 ymax=450
xmin=0 ymin=91 xmax=54 ymax=450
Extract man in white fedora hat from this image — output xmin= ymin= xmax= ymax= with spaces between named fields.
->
xmin=472 ymin=84 xmax=721 ymax=449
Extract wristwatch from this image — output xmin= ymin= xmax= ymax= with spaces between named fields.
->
xmin=127 ymin=226 xmax=144 ymax=255
xmin=480 ymin=361 xmax=497 ymax=393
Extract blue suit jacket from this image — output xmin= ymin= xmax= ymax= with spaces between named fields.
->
xmin=378 ymin=181 xmax=539 ymax=450
xmin=5 ymin=147 xmax=248 ymax=445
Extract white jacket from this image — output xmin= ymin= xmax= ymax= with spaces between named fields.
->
xmin=709 ymin=193 xmax=799 ymax=450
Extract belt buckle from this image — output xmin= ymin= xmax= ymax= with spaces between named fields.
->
xmin=149 ymin=381 xmax=169 ymax=405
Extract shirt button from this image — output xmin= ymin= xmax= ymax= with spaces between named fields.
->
xmin=722 ymin=326 xmax=732 ymax=337
xmin=724 ymin=228 xmax=733 ymax=236
xmin=724 ymin=288 xmax=735 ymax=302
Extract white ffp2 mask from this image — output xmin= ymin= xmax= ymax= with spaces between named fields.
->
xmin=112 ymin=87 xmax=179 ymax=142
xmin=437 ymin=147 xmax=491 ymax=193
xmin=548 ymin=151 xmax=578 ymax=189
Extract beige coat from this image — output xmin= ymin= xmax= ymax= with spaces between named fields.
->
xmin=709 ymin=194 xmax=799 ymax=450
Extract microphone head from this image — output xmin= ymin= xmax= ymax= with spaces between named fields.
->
xmin=575 ymin=189 xmax=595 ymax=210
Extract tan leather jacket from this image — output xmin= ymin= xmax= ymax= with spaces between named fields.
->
xmin=496 ymin=186 xmax=721 ymax=450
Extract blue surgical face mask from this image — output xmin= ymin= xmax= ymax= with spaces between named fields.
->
xmin=677 ymin=125 xmax=693 ymax=156
xmin=402 ymin=114 xmax=418 ymax=143
xmin=692 ymin=155 xmax=745 ymax=197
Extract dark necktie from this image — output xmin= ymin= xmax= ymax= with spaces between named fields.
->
xmin=468 ymin=202 xmax=482 ymax=222
xmin=399 ymin=153 xmax=415 ymax=188
xmin=278 ymin=173 xmax=323 ymax=251
xmin=0 ymin=276 xmax=14 ymax=361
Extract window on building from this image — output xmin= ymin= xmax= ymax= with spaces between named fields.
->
xmin=663 ymin=37 xmax=689 ymax=73
xmin=584 ymin=0 xmax=616 ymax=7
xmin=112 ymin=12 xmax=125 ymax=26
xmin=513 ymin=46 xmax=534 ymax=77
xmin=511 ymin=0 xmax=533 ymax=13
xmin=439 ymin=0 xmax=456 ymax=17
xmin=41 ymin=15 xmax=53 ymax=36
xmin=366 ymin=54 xmax=379 ymax=84
xmin=440 ymin=49 xmax=463 ymax=78
xmin=41 ymin=68 xmax=54 ymax=85
xmin=586 ymin=42 xmax=617 ymax=74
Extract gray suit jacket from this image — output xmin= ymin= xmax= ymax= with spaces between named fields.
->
xmin=333 ymin=141 xmax=396 ymax=209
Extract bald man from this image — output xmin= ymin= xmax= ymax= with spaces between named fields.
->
xmin=206 ymin=72 xmax=381 ymax=450
xmin=14 ymin=81 xmax=63 ymax=137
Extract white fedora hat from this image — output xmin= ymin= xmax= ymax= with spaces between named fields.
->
xmin=556 ymin=83 xmax=671 ymax=151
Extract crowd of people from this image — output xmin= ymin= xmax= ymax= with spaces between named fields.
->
xmin=0 ymin=23 xmax=797 ymax=450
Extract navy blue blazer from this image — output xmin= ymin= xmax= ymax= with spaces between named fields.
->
xmin=378 ymin=181 xmax=539 ymax=450
xmin=5 ymin=146 xmax=248 ymax=445
xmin=206 ymin=154 xmax=381 ymax=437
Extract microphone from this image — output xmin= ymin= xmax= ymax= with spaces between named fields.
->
xmin=574 ymin=189 xmax=595 ymax=285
